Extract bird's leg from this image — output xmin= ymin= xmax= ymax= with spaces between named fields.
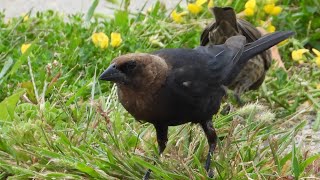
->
xmin=143 ymin=125 xmax=168 ymax=180
xmin=234 ymin=93 xmax=244 ymax=106
xmin=221 ymin=85 xmax=231 ymax=115
xmin=234 ymin=86 xmax=246 ymax=106
xmin=201 ymin=120 xmax=217 ymax=177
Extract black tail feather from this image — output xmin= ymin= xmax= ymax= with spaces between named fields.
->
xmin=240 ymin=31 xmax=294 ymax=63
xmin=223 ymin=31 xmax=294 ymax=85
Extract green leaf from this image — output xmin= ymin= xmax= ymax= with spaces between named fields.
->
xmin=292 ymin=143 xmax=300 ymax=180
xmin=114 ymin=10 xmax=129 ymax=29
xmin=65 ymin=82 xmax=91 ymax=106
xmin=38 ymin=149 xmax=64 ymax=159
xmin=300 ymin=154 xmax=320 ymax=173
xmin=0 ymin=57 xmax=13 ymax=80
xmin=0 ymin=89 xmax=25 ymax=121
xmin=192 ymin=154 xmax=206 ymax=176
xmin=85 ymin=0 xmax=99 ymax=22
xmin=280 ymin=152 xmax=292 ymax=167
xmin=105 ymin=0 xmax=118 ymax=4
xmin=76 ymin=162 xmax=100 ymax=178
xmin=21 ymin=81 xmax=37 ymax=103
xmin=131 ymin=156 xmax=173 ymax=180
xmin=275 ymin=68 xmax=288 ymax=88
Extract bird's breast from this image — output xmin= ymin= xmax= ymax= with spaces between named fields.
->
xmin=117 ymin=86 xmax=161 ymax=122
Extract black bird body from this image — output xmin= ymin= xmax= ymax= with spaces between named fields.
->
xmin=99 ymin=32 xmax=294 ymax=179
xmin=200 ymin=7 xmax=272 ymax=104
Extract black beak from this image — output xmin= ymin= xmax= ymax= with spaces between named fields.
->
xmin=99 ymin=63 xmax=126 ymax=82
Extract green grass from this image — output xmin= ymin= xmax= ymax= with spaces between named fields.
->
xmin=0 ymin=0 xmax=320 ymax=179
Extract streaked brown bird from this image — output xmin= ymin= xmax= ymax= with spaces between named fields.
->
xmin=99 ymin=31 xmax=293 ymax=179
xmin=200 ymin=7 xmax=272 ymax=105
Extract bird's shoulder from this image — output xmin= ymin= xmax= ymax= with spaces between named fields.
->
xmin=152 ymin=48 xmax=221 ymax=98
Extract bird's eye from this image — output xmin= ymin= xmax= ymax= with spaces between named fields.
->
xmin=119 ymin=60 xmax=137 ymax=73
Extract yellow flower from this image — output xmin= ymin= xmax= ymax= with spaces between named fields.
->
xmin=316 ymin=84 xmax=320 ymax=89
xmin=312 ymin=48 xmax=320 ymax=57
xmin=245 ymin=0 xmax=256 ymax=9
xmin=264 ymin=4 xmax=274 ymax=13
xmin=264 ymin=4 xmax=282 ymax=15
xmin=111 ymin=32 xmax=122 ymax=48
xmin=208 ymin=0 xmax=214 ymax=8
xmin=92 ymin=32 xmax=109 ymax=49
xmin=187 ymin=0 xmax=207 ymax=15
xmin=271 ymin=6 xmax=282 ymax=15
xmin=21 ymin=43 xmax=31 ymax=54
xmin=244 ymin=8 xmax=255 ymax=16
xmin=188 ymin=3 xmax=202 ymax=14
xmin=195 ymin=0 xmax=207 ymax=6
xmin=291 ymin=49 xmax=309 ymax=61
xmin=244 ymin=0 xmax=256 ymax=16
xmin=312 ymin=48 xmax=320 ymax=68
xmin=267 ymin=24 xmax=276 ymax=32
xmin=171 ymin=10 xmax=187 ymax=23
xmin=22 ymin=13 xmax=29 ymax=22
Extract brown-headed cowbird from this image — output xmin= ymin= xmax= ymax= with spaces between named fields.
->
xmin=99 ymin=31 xmax=293 ymax=179
xmin=200 ymin=7 xmax=272 ymax=105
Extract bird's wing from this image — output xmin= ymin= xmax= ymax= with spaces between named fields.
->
xmin=200 ymin=22 xmax=215 ymax=46
xmin=154 ymin=36 xmax=246 ymax=100
xmin=223 ymin=31 xmax=294 ymax=85
xmin=237 ymin=18 xmax=261 ymax=42
xmin=162 ymin=31 xmax=293 ymax=100
xmin=197 ymin=35 xmax=247 ymax=83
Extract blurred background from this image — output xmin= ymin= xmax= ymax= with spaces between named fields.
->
xmin=0 ymin=0 xmax=183 ymax=18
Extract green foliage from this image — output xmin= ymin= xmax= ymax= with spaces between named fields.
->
xmin=0 ymin=0 xmax=319 ymax=179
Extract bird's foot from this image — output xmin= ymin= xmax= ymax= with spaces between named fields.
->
xmin=208 ymin=168 xmax=214 ymax=178
xmin=221 ymin=103 xmax=231 ymax=115
xmin=204 ymin=149 xmax=214 ymax=178
xmin=204 ymin=156 xmax=214 ymax=178
xmin=204 ymin=151 xmax=212 ymax=172
xmin=143 ymin=169 xmax=151 ymax=180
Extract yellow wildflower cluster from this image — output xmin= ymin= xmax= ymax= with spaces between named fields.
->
xmin=91 ymin=32 xmax=122 ymax=49
xmin=264 ymin=3 xmax=282 ymax=16
xmin=171 ymin=0 xmax=214 ymax=23
xmin=245 ymin=0 xmax=283 ymax=33
xmin=291 ymin=48 xmax=320 ymax=67
xmin=244 ymin=0 xmax=256 ymax=16
xmin=291 ymin=49 xmax=308 ymax=64
xmin=188 ymin=0 xmax=214 ymax=14
xmin=244 ymin=0 xmax=282 ymax=17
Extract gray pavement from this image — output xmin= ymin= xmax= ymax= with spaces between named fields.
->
xmin=0 ymin=0 xmax=184 ymax=18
